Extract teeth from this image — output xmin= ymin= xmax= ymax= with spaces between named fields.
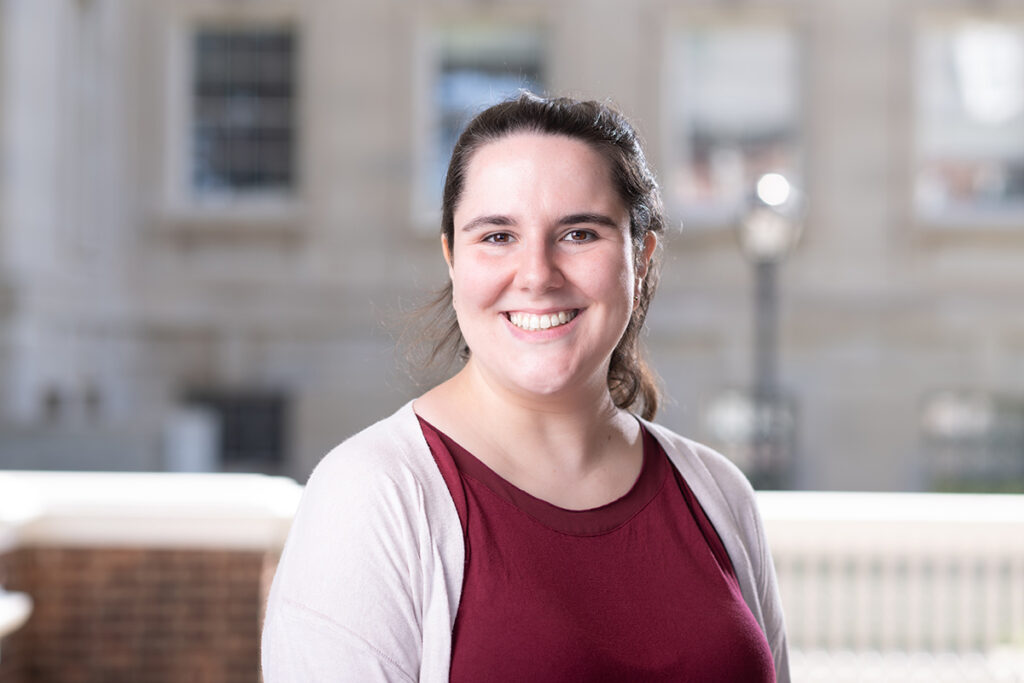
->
xmin=508 ymin=310 xmax=577 ymax=331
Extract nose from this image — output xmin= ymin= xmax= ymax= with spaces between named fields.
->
xmin=515 ymin=237 xmax=564 ymax=293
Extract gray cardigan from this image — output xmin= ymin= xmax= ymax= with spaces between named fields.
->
xmin=262 ymin=401 xmax=790 ymax=682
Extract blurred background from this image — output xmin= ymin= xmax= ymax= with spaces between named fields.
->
xmin=3 ymin=0 xmax=1024 ymax=493
xmin=1 ymin=0 xmax=1023 ymax=680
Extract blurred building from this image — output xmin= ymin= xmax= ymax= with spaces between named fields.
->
xmin=1 ymin=0 xmax=1023 ymax=490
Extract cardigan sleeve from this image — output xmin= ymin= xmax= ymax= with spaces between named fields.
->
xmin=261 ymin=598 xmax=417 ymax=682
xmin=747 ymin=483 xmax=791 ymax=683
xmin=261 ymin=440 xmax=427 ymax=683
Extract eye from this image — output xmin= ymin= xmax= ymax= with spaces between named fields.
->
xmin=562 ymin=229 xmax=596 ymax=243
xmin=483 ymin=232 xmax=514 ymax=245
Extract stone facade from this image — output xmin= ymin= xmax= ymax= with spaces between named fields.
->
xmin=1 ymin=0 xmax=1023 ymax=490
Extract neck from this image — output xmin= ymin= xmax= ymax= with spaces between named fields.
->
xmin=414 ymin=359 xmax=646 ymax=509
xmin=439 ymin=359 xmax=637 ymax=474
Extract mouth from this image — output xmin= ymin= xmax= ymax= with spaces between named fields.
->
xmin=505 ymin=309 xmax=580 ymax=331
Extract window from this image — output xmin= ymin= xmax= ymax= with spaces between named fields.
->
xmin=703 ymin=388 xmax=799 ymax=489
xmin=414 ymin=23 xmax=545 ymax=226
xmin=915 ymin=19 xmax=1024 ymax=226
xmin=191 ymin=27 xmax=297 ymax=198
xmin=665 ymin=23 xmax=801 ymax=227
xmin=186 ymin=391 xmax=288 ymax=473
xmin=921 ymin=390 xmax=1024 ymax=491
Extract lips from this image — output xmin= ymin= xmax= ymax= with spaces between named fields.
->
xmin=505 ymin=310 xmax=579 ymax=331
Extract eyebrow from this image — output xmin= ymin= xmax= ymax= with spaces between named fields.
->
xmin=459 ymin=212 xmax=621 ymax=233
xmin=557 ymin=213 xmax=620 ymax=228
xmin=460 ymin=214 xmax=515 ymax=233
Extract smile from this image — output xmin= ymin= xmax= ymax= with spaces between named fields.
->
xmin=506 ymin=310 xmax=579 ymax=331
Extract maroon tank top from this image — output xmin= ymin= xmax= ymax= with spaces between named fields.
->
xmin=418 ymin=417 xmax=775 ymax=682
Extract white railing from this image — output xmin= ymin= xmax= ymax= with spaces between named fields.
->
xmin=759 ymin=491 xmax=1024 ymax=681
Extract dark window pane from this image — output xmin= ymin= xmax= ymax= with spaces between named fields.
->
xmin=186 ymin=391 xmax=288 ymax=472
xmin=191 ymin=27 xmax=297 ymax=194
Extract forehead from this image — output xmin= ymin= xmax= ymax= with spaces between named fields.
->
xmin=459 ymin=132 xmax=617 ymax=202
xmin=458 ymin=132 xmax=622 ymax=220
xmin=468 ymin=131 xmax=608 ymax=171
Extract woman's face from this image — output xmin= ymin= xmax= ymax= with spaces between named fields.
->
xmin=447 ymin=132 xmax=655 ymax=403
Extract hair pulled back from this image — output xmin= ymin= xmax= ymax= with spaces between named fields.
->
xmin=423 ymin=92 xmax=665 ymax=420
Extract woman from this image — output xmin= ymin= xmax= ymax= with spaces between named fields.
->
xmin=262 ymin=93 xmax=789 ymax=682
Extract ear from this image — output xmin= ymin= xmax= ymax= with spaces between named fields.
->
xmin=638 ymin=232 xmax=657 ymax=279
xmin=633 ymin=232 xmax=658 ymax=307
xmin=442 ymin=234 xmax=454 ymax=278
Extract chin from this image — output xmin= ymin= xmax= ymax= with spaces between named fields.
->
xmin=505 ymin=366 xmax=582 ymax=399
xmin=512 ymin=377 xmax=569 ymax=397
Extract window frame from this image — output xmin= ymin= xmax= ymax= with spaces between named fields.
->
xmin=659 ymin=10 xmax=806 ymax=234
xmin=911 ymin=11 xmax=1024 ymax=233
xmin=410 ymin=15 xmax=548 ymax=234
xmin=160 ymin=4 xmax=304 ymax=231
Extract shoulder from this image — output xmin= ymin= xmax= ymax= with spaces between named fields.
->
xmin=268 ymin=400 xmax=457 ymax=625
xmin=309 ymin=402 xmax=424 ymax=484
xmin=263 ymin=403 xmax=447 ymax=681
xmin=274 ymin=401 xmax=455 ymax=591
xmin=296 ymin=401 xmax=445 ymax=518
xmin=641 ymin=420 xmax=758 ymax=514
xmin=639 ymin=420 xmax=767 ymax=584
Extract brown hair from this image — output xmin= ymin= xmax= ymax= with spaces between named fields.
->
xmin=419 ymin=92 xmax=665 ymax=419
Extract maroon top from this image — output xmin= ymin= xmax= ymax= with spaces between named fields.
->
xmin=418 ymin=417 xmax=775 ymax=682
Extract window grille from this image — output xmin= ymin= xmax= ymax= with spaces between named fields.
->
xmin=186 ymin=391 xmax=288 ymax=473
xmin=191 ymin=28 xmax=297 ymax=195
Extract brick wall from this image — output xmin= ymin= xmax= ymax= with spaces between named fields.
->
xmin=0 ymin=548 xmax=31 ymax=682
xmin=0 ymin=547 xmax=278 ymax=683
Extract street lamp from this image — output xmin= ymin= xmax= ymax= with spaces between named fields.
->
xmin=736 ymin=173 xmax=804 ymax=489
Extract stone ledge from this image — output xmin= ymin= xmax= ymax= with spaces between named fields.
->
xmin=0 ymin=471 xmax=302 ymax=551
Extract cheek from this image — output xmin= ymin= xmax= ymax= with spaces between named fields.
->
xmin=451 ymin=257 xmax=506 ymax=309
xmin=599 ymin=253 xmax=636 ymax=303
xmin=611 ymin=263 xmax=640 ymax=319
xmin=571 ymin=263 xmax=634 ymax=322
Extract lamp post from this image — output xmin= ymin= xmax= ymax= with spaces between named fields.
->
xmin=737 ymin=173 xmax=803 ymax=489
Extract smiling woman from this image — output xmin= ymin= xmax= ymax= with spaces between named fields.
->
xmin=262 ymin=93 xmax=790 ymax=682
xmin=438 ymin=132 xmax=651 ymax=421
